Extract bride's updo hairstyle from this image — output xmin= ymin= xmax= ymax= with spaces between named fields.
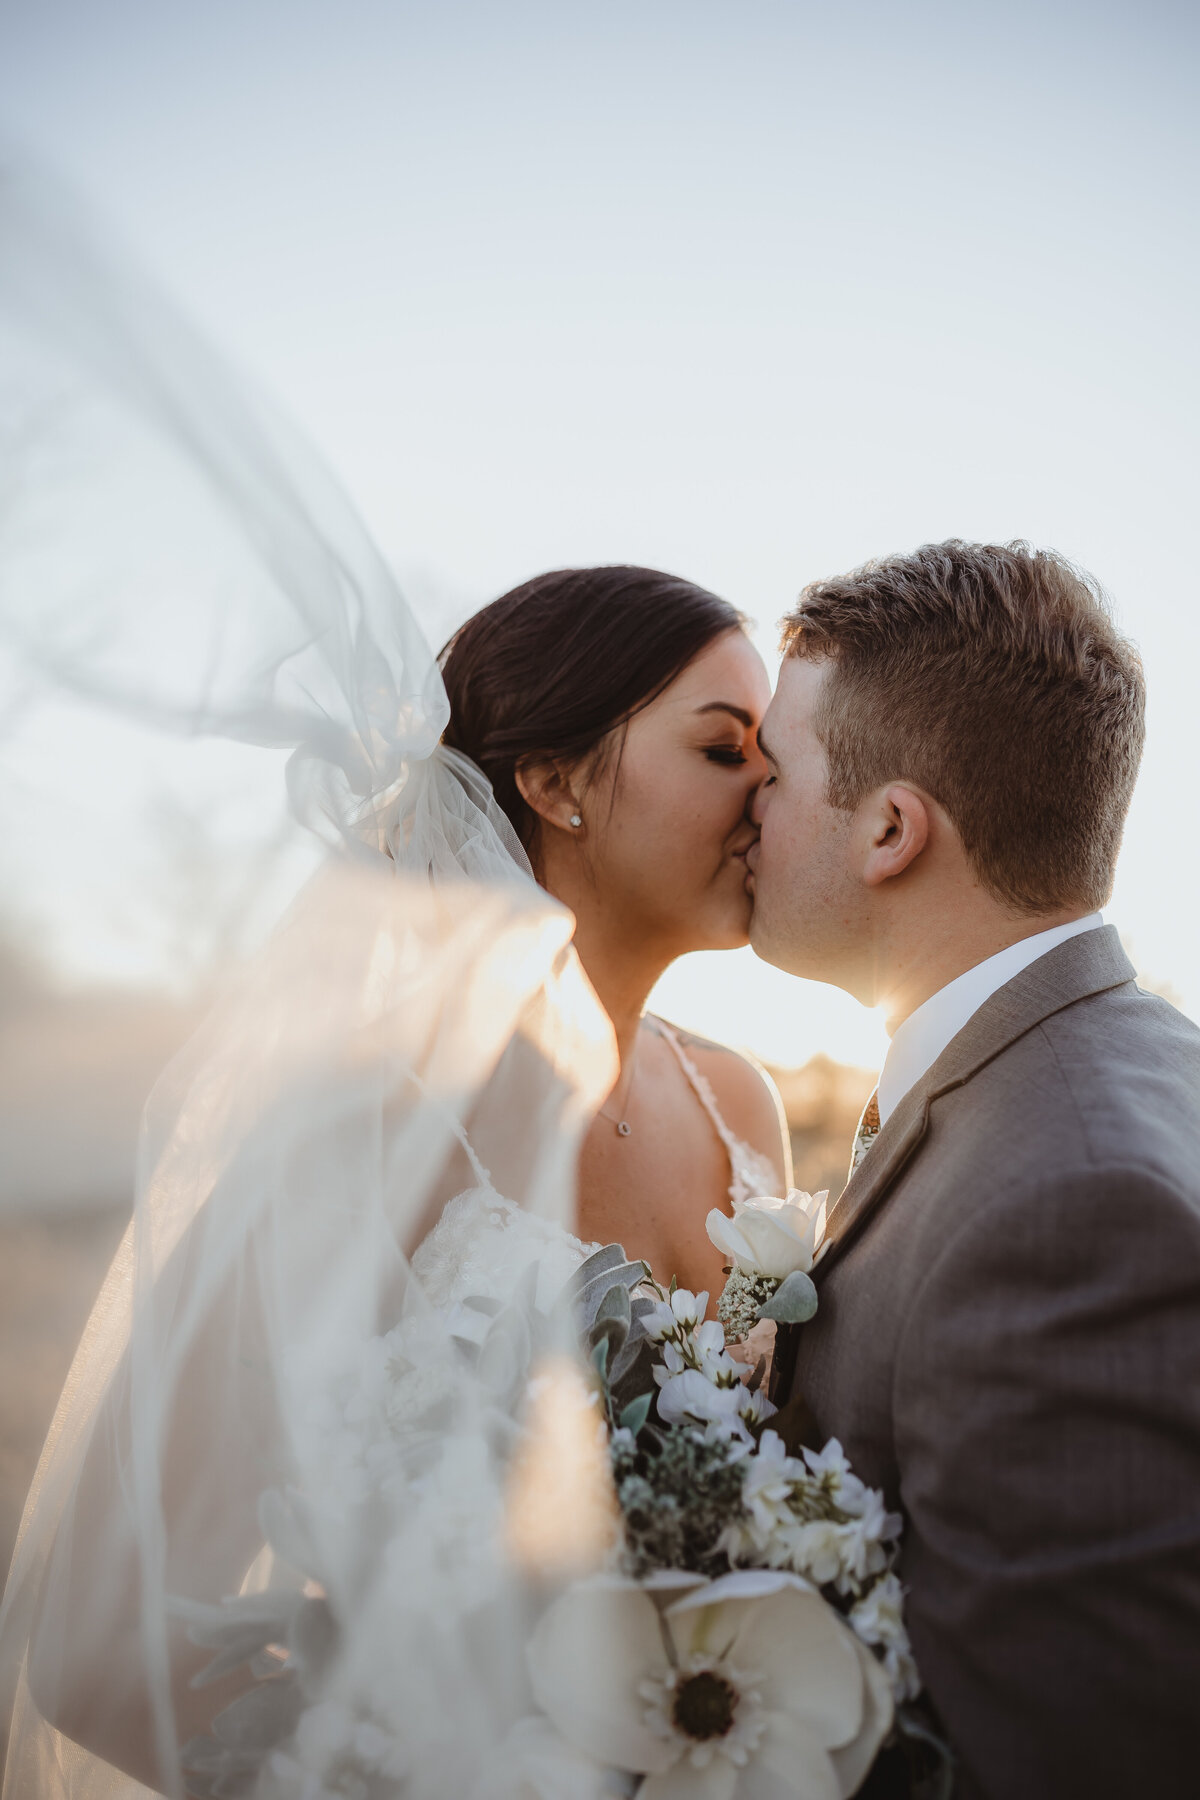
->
xmin=440 ymin=565 xmax=744 ymax=854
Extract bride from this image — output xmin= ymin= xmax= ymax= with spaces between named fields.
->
xmin=440 ymin=563 xmax=790 ymax=1296
xmin=0 ymin=178 xmax=791 ymax=1798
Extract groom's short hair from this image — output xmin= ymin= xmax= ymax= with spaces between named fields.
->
xmin=780 ymin=541 xmax=1145 ymax=913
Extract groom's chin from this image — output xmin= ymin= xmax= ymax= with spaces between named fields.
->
xmin=747 ymin=908 xmax=791 ymax=975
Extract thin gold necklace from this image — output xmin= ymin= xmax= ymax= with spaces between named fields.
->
xmin=597 ymin=1104 xmax=633 ymax=1138
xmin=597 ymin=1038 xmax=639 ymax=1137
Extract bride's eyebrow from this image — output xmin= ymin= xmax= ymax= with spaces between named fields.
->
xmin=694 ymin=702 xmax=754 ymax=727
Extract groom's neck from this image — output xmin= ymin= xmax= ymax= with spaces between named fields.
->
xmin=878 ymin=901 xmax=1089 ymax=1034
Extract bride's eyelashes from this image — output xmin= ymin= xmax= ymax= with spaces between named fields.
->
xmin=704 ymin=745 xmax=749 ymax=765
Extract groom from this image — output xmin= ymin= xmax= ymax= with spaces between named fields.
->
xmin=748 ymin=541 xmax=1200 ymax=1798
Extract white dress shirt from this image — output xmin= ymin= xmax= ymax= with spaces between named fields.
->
xmin=876 ymin=913 xmax=1105 ymax=1127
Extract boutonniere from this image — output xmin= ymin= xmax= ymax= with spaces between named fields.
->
xmin=706 ymin=1188 xmax=830 ymax=1342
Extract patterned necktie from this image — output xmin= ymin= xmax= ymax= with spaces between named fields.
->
xmin=849 ymin=1088 xmax=881 ymax=1176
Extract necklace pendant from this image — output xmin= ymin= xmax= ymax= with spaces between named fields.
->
xmin=616 ymin=1120 xmax=632 ymax=1138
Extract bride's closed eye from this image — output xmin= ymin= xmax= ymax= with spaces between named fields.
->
xmin=704 ymin=745 xmax=749 ymax=765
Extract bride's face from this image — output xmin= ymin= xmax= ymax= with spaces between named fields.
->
xmin=577 ymin=629 xmax=771 ymax=955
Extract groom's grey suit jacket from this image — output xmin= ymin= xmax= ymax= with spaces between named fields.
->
xmin=787 ymin=926 xmax=1200 ymax=1799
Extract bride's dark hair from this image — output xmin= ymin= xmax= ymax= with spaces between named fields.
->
xmin=440 ymin=565 xmax=744 ymax=851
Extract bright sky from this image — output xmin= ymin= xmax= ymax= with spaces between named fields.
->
xmin=1 ymin=0 xmax=1196 ymax=1070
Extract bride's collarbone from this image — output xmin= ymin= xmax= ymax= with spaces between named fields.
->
xmin=577 ymin=1103 xmax=731 ymax=1269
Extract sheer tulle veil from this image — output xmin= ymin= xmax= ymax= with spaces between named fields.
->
xmin=0 ymin=165 xmax=619 ymax=1798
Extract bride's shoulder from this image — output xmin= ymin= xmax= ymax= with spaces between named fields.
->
xmin=653 ymin=1019 xmax=790 ymax=1188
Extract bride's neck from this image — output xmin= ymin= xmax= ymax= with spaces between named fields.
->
xmin=569 ymin=914 xmax=669 ymax=1084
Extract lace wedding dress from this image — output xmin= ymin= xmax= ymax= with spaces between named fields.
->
xmin=159 ymin=1021 xmax=780 ymax=1800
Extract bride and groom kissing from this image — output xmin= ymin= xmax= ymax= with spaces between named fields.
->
xmin=5 ymin=526 xmax=1198 ymax=1800
xmin=449 ymin=539 xmax=1200 ymax=1798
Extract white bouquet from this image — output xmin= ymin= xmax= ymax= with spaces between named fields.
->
xmin=174 ymin=1242 xmax=928 ymax=1800
xmin=521 ymin=1256 xmax=925 ymax=1800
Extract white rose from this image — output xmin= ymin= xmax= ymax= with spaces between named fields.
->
xmin=706 ymin=1189 xmax=829 ymax=1281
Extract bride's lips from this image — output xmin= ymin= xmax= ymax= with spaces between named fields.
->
xmin=738 ymin=839 xmax=760 ymax=894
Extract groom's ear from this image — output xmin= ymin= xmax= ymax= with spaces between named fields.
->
xmin=861 ymin=783 xmax=930 ymax=888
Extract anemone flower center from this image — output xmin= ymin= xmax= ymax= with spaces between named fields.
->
xmin=672 ymin=1669 xmax=739 ymax=1741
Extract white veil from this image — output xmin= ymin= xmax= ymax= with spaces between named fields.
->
xmin=0 ymin=165 xmax=619 ymax=1799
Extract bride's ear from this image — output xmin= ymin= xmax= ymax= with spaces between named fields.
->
xmin=514 ymin=759 xmax=585 ymax=836
xmin=861 ymin=783 xmax=930 ymax=887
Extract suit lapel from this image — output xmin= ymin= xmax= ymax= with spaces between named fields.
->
xmin=815 ymin=925 xmax=1137 ymax=1276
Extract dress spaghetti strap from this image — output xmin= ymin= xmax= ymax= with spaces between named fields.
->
xmin=651 ymin=1018 xmax=744 ymax=1159
xmin=647 ymin=1017 xmax=780 ymax=1206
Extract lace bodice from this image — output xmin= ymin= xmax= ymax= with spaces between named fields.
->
xmin=411 ymin=1019 xmax=780 ymax=1319
xmin=648 ymin=1017 xmax=781 ymax=1206
xmin=412 ymin=1187 xmax=600 ymax=1314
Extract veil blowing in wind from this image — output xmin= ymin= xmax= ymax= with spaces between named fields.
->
xmin=0 ymin=165 xmax=910 ymax=1800
xmin=0 ymin=164 xmax=620 ymax=1798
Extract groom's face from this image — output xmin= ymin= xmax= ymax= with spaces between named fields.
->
xmin=746 ymin=655 xmax=867 ymax=981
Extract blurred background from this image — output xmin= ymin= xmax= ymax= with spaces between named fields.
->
xmin=1 ymin=0 xmax=1197 ymax=1597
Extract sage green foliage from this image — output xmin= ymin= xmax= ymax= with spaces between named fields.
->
xmin=572 ymin=1243 xmax=659 ymax=1414
xmin=759 ymin=1268 xmax=819 ymax=1325
xmin=610 ymin=1427 xmax=746 ymax=1578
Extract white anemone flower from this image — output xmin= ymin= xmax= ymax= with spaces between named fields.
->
xmin=706 ymin=1191 xmax=829 ymax=1282
xmin=475 ymin=1716 xmax=615 ymax=1799
xmin=528 ymin=1569 xmax=893 ymax=1800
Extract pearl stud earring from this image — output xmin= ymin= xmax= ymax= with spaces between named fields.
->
xmin=569 ymin=813 xmax=583 ymax=828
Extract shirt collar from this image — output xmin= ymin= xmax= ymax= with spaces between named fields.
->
xmin=876 ymin=913 xmax=1105 ymax=1126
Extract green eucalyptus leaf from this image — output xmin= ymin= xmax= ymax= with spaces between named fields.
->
xmin=618 ymin=1392 xmax=653 ymax=1436
xmin=574 ymin=1243 xmax=631 ymax=1285
xmin=571 ymin=1259 xmax=648 ymax=1336
xmin=758 ymin=1269 xmax=819 ymax=1325
xmin=596 ymin=1283 xmax=632 ymax=1328
xmin=591 ymin=1336 xmax=610 ymax=1378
